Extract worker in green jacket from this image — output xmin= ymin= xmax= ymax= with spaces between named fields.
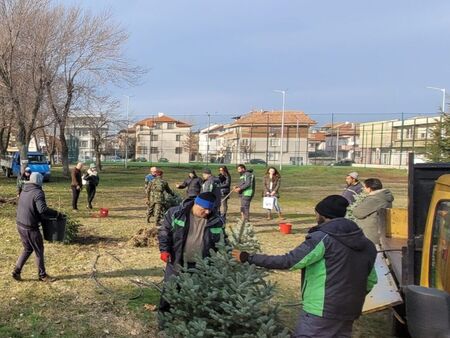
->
xmin=233 ymin=164 xmax=255 ymax=222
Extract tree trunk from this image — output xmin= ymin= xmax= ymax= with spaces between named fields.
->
xmin=16 ymin=124 xmax=29 ymax=175
xmin=59 ymin=122 xmax=70 ymax=177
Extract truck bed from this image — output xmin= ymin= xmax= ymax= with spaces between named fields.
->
xmin=380 ymin=236 xmax=407 ymax=285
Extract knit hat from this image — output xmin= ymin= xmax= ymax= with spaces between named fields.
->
xmin=194 ymin=192 xmax=216 ymax=210
xmin=203 ymin=168 xmax=212 ymax=175
xmin=315 ymin=195 xmax=349 ymax=219
xmin=347 ymin=172 xmax=358 ymax=179
xmin=89 ymin=163 xmax=96 ymax=169
xmin=24 ymin=167 xmax=31 ymax=173
xmin=29 ymin=172 xmax=43 ymax=187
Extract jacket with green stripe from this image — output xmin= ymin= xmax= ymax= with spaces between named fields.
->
xmin=237 ymin=170 xmax=255 ymax=198
xmin=247 ymin=217 xmax=377 ymax=320
xmin=158 ymin=199 xmax=225 ymax=267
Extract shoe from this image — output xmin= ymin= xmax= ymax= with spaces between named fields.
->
xmin=12 ymin=271 xmax=22 ymax=281
xmin=39 ymin=275 xmax=56 ymax=282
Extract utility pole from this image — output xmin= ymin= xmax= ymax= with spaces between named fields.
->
xmin=335 ymin=126 xmax=339 ymax=162
xmin=124 ymin=95 xmax=130 ymax=169
xmin=206 ymin=112 xmax=211 ymax=164
xmin=274 ymin=90 xmax=286 ymax=170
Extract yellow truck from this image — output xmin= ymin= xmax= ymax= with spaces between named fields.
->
xmin=380 ymin=154 xmax=450 ymax=337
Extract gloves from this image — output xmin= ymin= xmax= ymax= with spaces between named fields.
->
xmin=160 ymin=252 xmax=171 ymax=263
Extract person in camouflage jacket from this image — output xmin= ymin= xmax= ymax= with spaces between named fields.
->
xmin=146 ymin=169 xmax=175 ymax=226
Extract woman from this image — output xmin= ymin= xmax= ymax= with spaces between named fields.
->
xmin=83 ymin=163 xmax=99 ymax=209
xmin=263 ymin=167 xmax=284 ymax=220
xmin=218 ymin=166 xmax=231 ymax=222
xmin=176 ymin=170 xmax=202 ymax=198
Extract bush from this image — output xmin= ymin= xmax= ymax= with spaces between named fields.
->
xmin=63 ymin=215 xmax=82 ymax=244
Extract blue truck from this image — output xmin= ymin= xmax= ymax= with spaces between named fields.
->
xmin=0 ymin=151 xmax=51 ymax=181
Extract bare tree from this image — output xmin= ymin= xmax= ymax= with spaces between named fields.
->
xmin=182 ymin=131 xmax=199 ymax=161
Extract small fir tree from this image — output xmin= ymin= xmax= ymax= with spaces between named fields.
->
xmin=425 ymin=113 xmax=450 ymax=162
xmin=227 ymin=218 xmax=261 ymax=253
xmin=160 ymin=241 xmax=289 ymax=337
xmin=345 ymin=192 xmax=368 ymax=221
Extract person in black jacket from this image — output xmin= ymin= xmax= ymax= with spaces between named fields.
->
xmin=83 ymin=163 xmax=100 ymax=209
xmin=218 ymin=166 xmax=231 ymax=223
xmin=232 ymin=195 xmax=377 ymax=338
xmin=13 ymin=172 xmax=61 ymax=282
xmin=158 ymin=192 xmax=225 ymax=315
xmin=175 ymin=170 xmax=202 ymax=198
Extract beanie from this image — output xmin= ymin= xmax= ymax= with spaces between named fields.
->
xmin=25 ymin=167 xmax=31 ymax=173
xmin=195 ymin=192 xmax=216 ymax=210
xmin=315 ymin=195 xmax=349 ymax=219
xmin=89 ymin=163 xmax=96 ymax=169
xmin=29 ymin=172 xmax=44 ymax=187
xmin=203 ymin=168 xmax=212 ymax=175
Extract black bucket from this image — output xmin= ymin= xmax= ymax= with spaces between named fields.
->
xmin=42 ymin=216 xmax=66 ymax=242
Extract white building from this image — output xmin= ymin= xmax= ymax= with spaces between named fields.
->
xmin=198 ymin=124 xmax=226 ymax=163
xmin=134 ymin=113 xmax=191 ymax=163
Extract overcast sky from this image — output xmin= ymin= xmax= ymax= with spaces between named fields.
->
xmin=61 ymin=0 xmax=450 ymax=128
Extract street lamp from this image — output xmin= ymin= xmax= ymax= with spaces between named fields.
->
xmin=426 ymin=86 xmax=446 ymax=114
xmin=123 ymin=95 xmax=130 ymax=169
xmin=274 ymin=90 xmax=286 ymax=170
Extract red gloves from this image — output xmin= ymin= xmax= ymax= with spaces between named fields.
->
xmin=160 ymin=252 xmax=171 ymax=263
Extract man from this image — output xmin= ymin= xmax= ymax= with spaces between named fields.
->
xmin=70 ymin=162 xmax=83 ymax=211
xmin=16 ymin=167 xmax=32 ymax=196
xmin=233 ymin=164 xmax=255 ymax=222
xmin=158 ymin=192 xmax=225 ymax=314
xmin=201 ymin=168 xmax=221 ymax=211
xmin=342 ymin=171 xmax=363 ymax=204
xmin=146 ymin=169 xmax=175 ymax=226
xmin=144 ymin=166 xmax=158 ymax=193
xmin=352 ymin=178 xmax=394 ymax=244
xmin=232 ymin=195 xmax=377 ymax=338
xmin=13 ymin=172 xmax=60 ymax=282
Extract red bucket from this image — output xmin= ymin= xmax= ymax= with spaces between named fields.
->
xmin=279 ymin=223 xmax=292 ymax=234
xmin=99 ymin=208 xmax=109 ymax=218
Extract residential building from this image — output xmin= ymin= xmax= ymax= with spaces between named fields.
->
xmin=134 ymin=113 xmax=191 ymax=163
xmin=359 ymin=116 xmax=440 ymax=166
xmin=322 ymin=122 xmax=359 ymax=161
xmin=218 ymin=110 xmax=316 ymax=165
xmin=198 ymin=124 xmax=226 ymax=163
xmin=308 ymin=130 xmax=326 ymax=155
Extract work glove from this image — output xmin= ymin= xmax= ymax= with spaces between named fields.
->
xmin=160 ymin=252 xmax=171 ymax=263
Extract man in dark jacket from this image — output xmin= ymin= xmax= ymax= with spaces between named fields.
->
xmin=13 ymin=172 xmax=60 ymax=282
xmin=175 ymin=170 xmax=202 ymax=198
xmin=70 ymin=162 xmax=83 ymax=211
xmin=158 ymin=192 xmax=225 ymax=314
xmin=233 ymin=164 xmax=255 ymax=222
xmin=200 ymin=168 xmax=221 ymax=211
xmin=342 ymin=171 xmax=363 ymax=204
xmin=232 ymin=195 xmax=377 ymax=338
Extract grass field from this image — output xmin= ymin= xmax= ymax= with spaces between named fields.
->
xmin=0 ymin=163 xmax=408 ymax=337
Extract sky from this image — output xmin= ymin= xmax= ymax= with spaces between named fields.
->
xmin=61 ymin=0 xmax=450 ymax=129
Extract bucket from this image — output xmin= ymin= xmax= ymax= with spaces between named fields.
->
xmin=279 ymin=222 xmax=292 ymax=234
xmin=99 ymin=208 xmax=109 ymax=218
xmin=42 ymin=216 xmax=66 ymax=242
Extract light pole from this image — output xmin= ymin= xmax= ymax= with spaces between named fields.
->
xmin=124 ymin=95 xmax=130 ymax=169
xmin=206 ymin=112 xmax=211 ymax=164
xmin=274 ymin=90 xmax=286 ymax=170
xmin=426 ymin=86 xmax=446 ymax=114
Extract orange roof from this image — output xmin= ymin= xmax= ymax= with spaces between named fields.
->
xmin=232 ymin=110 xmax=316 ymax=126
xmin=135 ymin=114 xmax=192 ymax=128
xmin=308 ymin=132 xmax=326 ymax=141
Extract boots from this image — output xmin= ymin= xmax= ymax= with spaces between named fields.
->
xmin=267 ymin=211 xmax=272 ymax=220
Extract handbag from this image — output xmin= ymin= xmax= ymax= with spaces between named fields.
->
xmin=262 ymin=196 xmax=274 ymax=210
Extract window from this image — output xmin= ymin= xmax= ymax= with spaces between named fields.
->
xmin=80 ymin=141 xmax=88 ymax=148
xmin=241 ymin=138 xmax=249 ymax=146
xmin=151 ymin=134 xmax=158 ymax=141
xmin=270 ymin=138 xmax=280 ymax=147
xmin=154 ymin=123 xmax=161 ymax=129
xmin=167 ymin=123 xmax=175 ymax=129
xmin=269 ymin=127 xmax=280 ymax=135
xmin=405 ymin=128 xmax=413 ymax=139
xmin=268 ymin=152 xmax=279 ymax=161
xmin=175 ymin=147 xmax=182 ymax=154
xmin=150 ymin=147 xmax=159 ymax=154
xmin=176 ymin=134 xmax=181 ymax=141
xmin=429 ymin=200 xmax=450 ymax=290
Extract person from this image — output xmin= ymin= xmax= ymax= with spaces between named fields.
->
xmin=263 ymin=167 xmax=284 ymax=220
xmin=146 ymin=169 xmax=175 ymax=226
xmin=13 ymin=172 xmax=61 ymax=282
xmin=233 ymin=164 xmax=255 ymax=222
xmin=232 ymin=195 xmax=377 ymax=337
xmin=218 ymin=166 xmax=231 ymax=223
xmin=352 ymin=178 xmax=394 ymax=244
xmin=175 ymin=170 xmax=202 ymax=199
xmin=83 ymin=163 xmax=99 ymax=209
xmin=158 ymin=192 xmax=225 ymax=315
xmin=144 ymin=166 xmax=158 ymax=193
xmin=16 ymin=167 xmax=32 ymax=196
xmin=342 ymin=172 xmax=363 ymax=204
xmin=201 ymin=168 xmax=221 ymax=211
xmin=70 ymin=162 xmax=84 ymax=211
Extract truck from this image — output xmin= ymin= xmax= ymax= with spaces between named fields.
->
xmin=378 ymin=153 xmax=450 ymax=337
xmin=1 ymin=151 xmax=51 ymax=181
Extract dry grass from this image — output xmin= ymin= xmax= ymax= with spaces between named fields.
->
xmin=0 ymin=163 xmax=407 ymax=337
